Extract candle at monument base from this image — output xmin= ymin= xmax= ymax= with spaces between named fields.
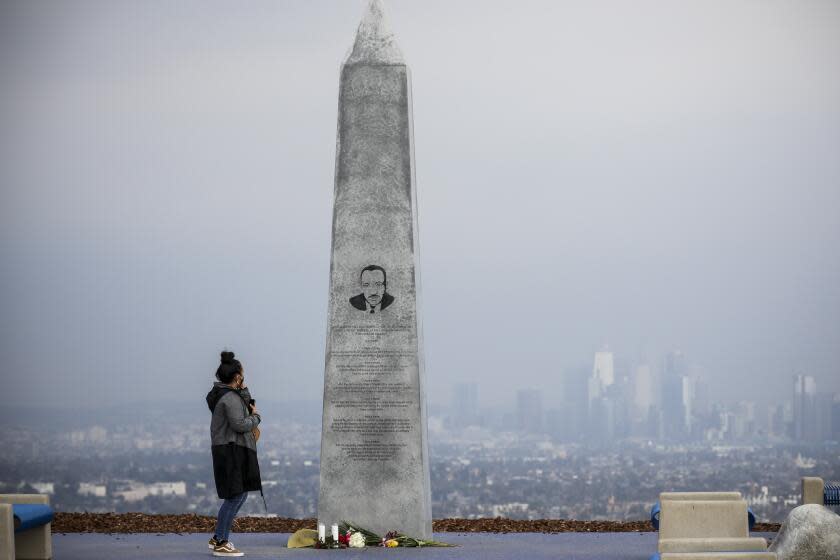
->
xmin=331 ymin=524 xmax=339 ymax=541
xmin=318 ymin=523 xmax=326 ymax=542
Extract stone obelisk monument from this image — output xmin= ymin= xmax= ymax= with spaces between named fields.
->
xmin=317 ymin=0 xmax=432 ymax=540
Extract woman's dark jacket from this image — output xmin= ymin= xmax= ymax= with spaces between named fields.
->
xmin=206 ymin=382 xmax=262 ymax=499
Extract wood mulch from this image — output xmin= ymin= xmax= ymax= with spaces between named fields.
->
xmin=51 ymin=513 xmax=781 ymax=534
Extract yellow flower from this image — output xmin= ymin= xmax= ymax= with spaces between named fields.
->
xmin=385 ymin=539 xmax=399 ymax=547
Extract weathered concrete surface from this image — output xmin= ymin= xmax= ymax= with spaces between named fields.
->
xmin=50 ymin=532 xmax=662 ymax=560
xmin=660 ymin=492 xmax=743 ymax=502
xmin=48 ymin=532 xmax=782 ymax=560
xmin=801 ymin=477 xmax=825 ymax=505
xmin=658 ymin=499 xmax=772 ymax=556
xmin=318 ymin=0 xmax=431 ymax=540
xmin=0 ymin=493 xmax=52 ymax=560
xmin=659 ymin=537 xmax=769 ymax=552
xmin=660 ymin=500 xmax=750 ymax=539
xmin=769 ymin=504 xmax=840 ymax=560
xmin=344 ymin=0 xmax=403 ymax=65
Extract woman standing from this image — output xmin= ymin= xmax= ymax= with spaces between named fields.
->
xmin=205 ymin=351 xmax=263 ymax=557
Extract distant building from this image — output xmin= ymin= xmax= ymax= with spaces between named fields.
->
xmin=815 ymin=392 xmax=834 ymax=442
xmin=516 ymin=389 xmax=543 ymax=433
xmin=593 ymin=349 xmax=615 ymax=388
xmin=588 ymin=347 xmax=614 ymax=418
xmin=491 ymin=502 xmax=529 ymax=518
xmin=633 ymin=364 xmax=654 ymax=418
xmin=662 ymin=350 xmax=691 ymax=440
xmin=545 ymin=405 xmax=575 ymax=441
xmin=149 ymin=482 xmax=187 ymax=497
xmin=663 ymin=350 xmax=686 ymax=378
xmin=648 ymin=406 xmax=665 ymax=440
xmin=681 ymin=376 xmax=694 ymax=432
xmin=452 ymin=383 xmax=479 ymax=428
xmin=692 ymin=376 xmax=711 ymax=419
xmin=768 ymin=402 xmax=791 ymax=439
xmin=587 ymin=375 xmax=602 ymax=410
xmin=29 ymin=482 xmax=54 ymax=495
xmin=733 ymin=401 xmax=756 ymax=440
xmin=793 ymin=375 xmax=817 ymax=441
xmin=78 ymin=483 xmax=107 ymax=497
xmin=114 ymin=481 xmax=187 ymax=502
xmin=88 ymin=426 xmax=108 ymax=443
xmin=591 ymin=396 xmax=618 ymax=441
xmin=832 ymin=395 xmax=840 ymax=441
xmin=563 ymin=366 xmax=590 ymax=440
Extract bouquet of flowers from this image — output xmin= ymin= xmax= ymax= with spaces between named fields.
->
xmin=337 ymin=521 xmax=454 ymax=548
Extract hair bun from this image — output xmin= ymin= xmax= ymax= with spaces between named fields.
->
xmin=220 ymin=350 xmax=235 ymax=364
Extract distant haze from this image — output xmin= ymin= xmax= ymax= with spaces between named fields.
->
xmin=1 ymin=0 xmax=838 ymax=410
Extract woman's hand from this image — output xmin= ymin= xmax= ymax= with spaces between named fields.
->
xmin=250 ymin=404 xmax=259 ymax=416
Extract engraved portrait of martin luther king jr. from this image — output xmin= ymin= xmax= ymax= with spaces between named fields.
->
xmin=349 ymin=265 xmax=395 ymax=314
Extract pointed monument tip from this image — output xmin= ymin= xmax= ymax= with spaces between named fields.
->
xmin=345 ymin=0 xmax=405 ymax=65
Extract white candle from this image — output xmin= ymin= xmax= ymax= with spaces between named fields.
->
xmin=318 ymin=523 xmax=325 ymax=542
xmin=331 ymin=524 xmax=339 ymax=540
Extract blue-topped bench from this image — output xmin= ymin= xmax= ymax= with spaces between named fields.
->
xmin=0 ymin=494 xmax=53 ymax=560
xmin=650 ymin=491 xmax=756 ymax=531
xmin=802 ymin=477 xmax=840 ymax=507
xmin=648 ymin=492 xmax=774 ymax=559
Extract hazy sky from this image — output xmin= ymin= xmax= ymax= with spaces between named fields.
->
xmin=1 ymin=0 xmax=838 ymax=410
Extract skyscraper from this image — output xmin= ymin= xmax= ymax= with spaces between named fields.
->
xmin=564 ymin=366 xmax=590 ymax=441
xmin=793 ymin=374 xmax=817 ymax=441
xmin=815 ymin=392 xmax=834 ymax=442
xmin=588 ymin=347 xmax=614 ymax=412
xmin=452 ymin=383 xmax=479 ymax=428
xmin=516 ymin=389 xmax=544 ymax=433
xmin=633 ymin=364 xmax=653 ymax=418
xmin=587 ymin=348 xmax=620 ymax=441
xmin=662 ymin=350 xmax=691 ymax=439
xmin=593 ymin=348 xmax=615 ymax=388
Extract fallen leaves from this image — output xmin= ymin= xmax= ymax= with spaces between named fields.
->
xmin=51 ymin=513 xmax=780 ymax=534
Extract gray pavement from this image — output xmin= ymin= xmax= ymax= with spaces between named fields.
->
xmin=53 ymin=533 xmax=775 ymax=560
xmin=53 ymin=531 xmax=778 ymax=559
xmin=54 ymin=532 xmax=661 ymax=559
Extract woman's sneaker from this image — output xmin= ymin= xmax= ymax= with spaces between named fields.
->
xmin=213 ymin=540 xmax=244 ymax=557
xmin=208 ymin=536 xmax=220 ymax=549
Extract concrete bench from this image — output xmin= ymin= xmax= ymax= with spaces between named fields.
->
xmin=650 ymin=492 xmax=756 ymax=531
xmin=0 ymin=495 xmax=53 ymax=560
xmin=650 ymin=494 xmax=774 ymax=560
xmin=801 ymin=477 xmax=840 ymax=506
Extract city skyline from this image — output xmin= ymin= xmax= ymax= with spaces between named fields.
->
xmin=3 ymin=344 xmax=836 ymax=445
xmin=447 ymin=348 xmax=840 ymax=443
xmin=1 ymin=389 xmax=836 ymax=523
xmin=2 ymin=343 xmax=837 ymax=524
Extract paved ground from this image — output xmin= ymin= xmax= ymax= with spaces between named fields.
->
xmin=53 ymin=531 xmax=778 ymax=559
xmin=52 ymin=532 xmax=660 ymax=559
